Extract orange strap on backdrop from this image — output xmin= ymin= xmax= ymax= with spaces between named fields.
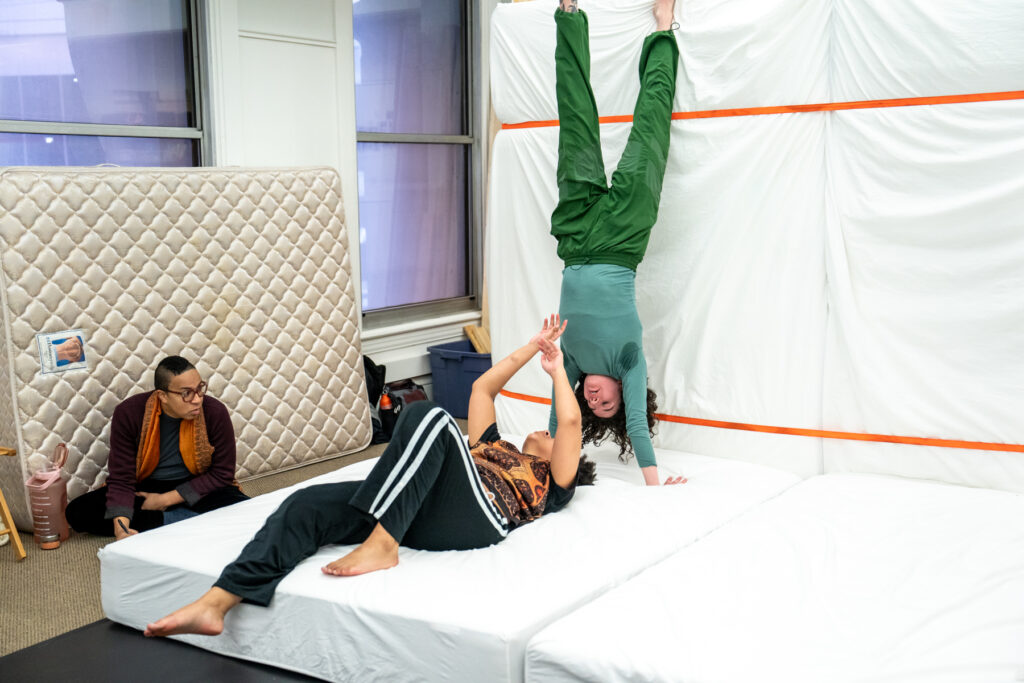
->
xmin=498 ymin=390 xmax=1024 ymax=453
xmin=501 ymin=90 xmax=1024 ymax=130
xmin=498 ymin=89 xmax=1024 ymax=452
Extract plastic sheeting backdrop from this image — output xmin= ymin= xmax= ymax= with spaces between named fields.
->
xmin=486 ymin=0 xmax=1024 ymax=491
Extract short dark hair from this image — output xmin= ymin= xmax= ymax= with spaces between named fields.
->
xmin=576 ymin=454 xmax=597 ymax=486
xmin=154 ymin=356 xmax=195 ymax=391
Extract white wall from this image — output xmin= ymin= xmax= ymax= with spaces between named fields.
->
xmin=202 ymin=0 xmax=498 ymax=382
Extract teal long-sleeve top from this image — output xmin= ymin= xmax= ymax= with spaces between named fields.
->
xmin=549 ymin=264 xmax=656 ymax=469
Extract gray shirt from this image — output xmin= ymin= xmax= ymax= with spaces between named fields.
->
xmin=151 ymin=413 xmax=192 ymax=480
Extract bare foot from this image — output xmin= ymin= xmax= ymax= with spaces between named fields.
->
xmin=654 ymin=0 xmax=676 ymax=31
xmin=322 ymin=523 xmax=399 ymax=577
xmin=144 ymin=587 xmax=241 ymax=637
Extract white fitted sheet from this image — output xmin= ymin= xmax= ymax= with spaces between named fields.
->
xmin=99 ymin=443 xmax=799 ymax=682
xmin=526 ymin=473 xmax=1024 ymax=683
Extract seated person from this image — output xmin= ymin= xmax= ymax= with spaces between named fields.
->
xmin=144 ymin=316 xmax=595 ymax=638
xmin=65 ymin=356 xmax=249 ymax=539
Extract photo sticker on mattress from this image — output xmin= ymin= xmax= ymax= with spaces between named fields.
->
xmin=36 ymin=330 xmax=87 ymax=374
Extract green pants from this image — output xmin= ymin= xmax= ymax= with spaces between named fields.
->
xmin=551 ymin=9 xmax=679 ymax=272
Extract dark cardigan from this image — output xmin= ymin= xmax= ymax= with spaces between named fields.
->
xmin=104 ymin=392 xmax=238 ymax=520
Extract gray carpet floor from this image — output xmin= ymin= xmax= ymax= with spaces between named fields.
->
xmin=0 ymin=442 xmax=389 ymax=657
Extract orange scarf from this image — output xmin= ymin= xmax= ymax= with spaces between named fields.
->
xmin=135 ymin=392 xmax=214 ymax=481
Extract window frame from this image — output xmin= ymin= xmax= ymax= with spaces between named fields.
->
xmin=0 ymin=0 xmax=207 ymax=165
xmin=356 ymin=0 xmax=483 ymax=326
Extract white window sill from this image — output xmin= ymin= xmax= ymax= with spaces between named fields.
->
xmin=361 ymin=310 xmax=482 ymax=383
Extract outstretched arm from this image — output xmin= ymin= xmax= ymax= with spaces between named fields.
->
xmin=468 ymin=315 xmax=567 ymax=444
xmin=623 ymin=366 xmax=686 ymax=487
xmin=548 ymin=350 xmax=580 ymax=436
xmin=539 ymin=339 xmax=583 ymax=488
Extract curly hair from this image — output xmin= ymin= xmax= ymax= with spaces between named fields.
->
xmin=576 ymin=454 xmax=597 ymax=486
xmin=575 ymin=374 xmax=658 ymax=463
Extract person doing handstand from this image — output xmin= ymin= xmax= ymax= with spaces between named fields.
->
xmin=145 ymin=315 xmax=594 ymax=638
xmin=549 ymin=0 xmax=684 ymax=486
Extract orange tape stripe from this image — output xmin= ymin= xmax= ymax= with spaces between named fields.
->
xmin=498 ymin=390 xmax=1024 ymax=453
xmin=501 ymin=90 xmax=1024 ymax=130
xmin=501 ymin=389 xmax=552 ymax=405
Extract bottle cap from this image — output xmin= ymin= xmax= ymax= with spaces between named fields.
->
xmin=380 ymin=393 xmax=392 ymax=409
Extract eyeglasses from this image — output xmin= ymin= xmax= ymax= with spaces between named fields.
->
xmin=165 ymin=381 xmax=207 ymax=402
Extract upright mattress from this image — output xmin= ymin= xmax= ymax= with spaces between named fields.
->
xmin=99 ymin=443 xmax=799 ymax=682
xmin=0 ymin=166 xmax=372 ymax=529
xmin=526 ymin=473 xmax=1024 ymax=683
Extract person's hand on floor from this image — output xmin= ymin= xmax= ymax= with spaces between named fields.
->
xmin=643 ymin=467 xmax=687 ymax=486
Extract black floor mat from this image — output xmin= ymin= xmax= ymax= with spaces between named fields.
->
xmin=0 ymin=619 xmax=321 ymax=682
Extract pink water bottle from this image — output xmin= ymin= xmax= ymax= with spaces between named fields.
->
xmin=25 ymin=443 xmax=70 ymax=549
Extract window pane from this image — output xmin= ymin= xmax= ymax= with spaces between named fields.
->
xmin=358 ymin=142 xmax=467 ymax=310
xmin=353 ymin=0 xmax=464 ymax=135
xmin=0 ymin=0 xmax=194 ymax=127
xmin=0 ymin=132 xmax=197 ymax=166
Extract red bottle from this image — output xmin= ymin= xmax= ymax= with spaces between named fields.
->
xmin=379 ymin=392 xmax=398 ymax=441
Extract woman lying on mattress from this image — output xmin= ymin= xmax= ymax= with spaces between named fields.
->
xmin=145 ymin=315 xmax=595 ymax=638
xmin=549 ymin=0 xmax=685 ymax=486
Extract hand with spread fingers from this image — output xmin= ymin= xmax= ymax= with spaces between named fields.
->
xmin=530 ymin=313 xmax=567 ymax=349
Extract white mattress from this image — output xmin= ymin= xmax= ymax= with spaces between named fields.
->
xmin=99 ymin=443 xmax=799 ymax=682
xmin=526 ymin=473 xmax=1024 ymax=683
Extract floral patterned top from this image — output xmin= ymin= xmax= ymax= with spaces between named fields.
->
xmin=470 ymin=423 xmax=577 ymax=529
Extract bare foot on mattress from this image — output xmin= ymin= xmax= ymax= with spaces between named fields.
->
xmin=655 ymin=0 xmax=676 ymax=31
xmin=322 ymin=523 xmax=399 ymax=577
xmin=144 ymin=587 xmax=242 ymax=637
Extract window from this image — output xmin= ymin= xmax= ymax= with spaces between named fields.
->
xmin=353 ymin=0 xmax=478 ymax=313
xmin=0 ymin=0 xmax=202 ymax=166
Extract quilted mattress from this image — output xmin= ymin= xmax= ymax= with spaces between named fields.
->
xmin=0 ymin=166 xmax=372 ymax=530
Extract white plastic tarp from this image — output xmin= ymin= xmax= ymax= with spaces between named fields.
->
xmin=487 ymin=0 xmax=1024 ymax=489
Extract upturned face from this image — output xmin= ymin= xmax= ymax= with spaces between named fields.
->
xmin=522 ymin=430 xmax=554 ymax=460
xmin=583 ymin=374 xmax=621 ymax=418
